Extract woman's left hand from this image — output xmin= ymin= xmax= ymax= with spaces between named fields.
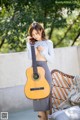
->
xmin=37 ymin=46 xmax=44 ymax=52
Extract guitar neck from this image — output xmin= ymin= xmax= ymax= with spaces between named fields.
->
xmin=31 ymin=44 xmax=37 ymax=74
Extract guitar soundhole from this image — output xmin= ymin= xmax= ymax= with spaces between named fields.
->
xmin=33 ymin=73 xmax=39 ymax=80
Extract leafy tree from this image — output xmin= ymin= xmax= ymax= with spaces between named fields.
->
xmin=0 ymin=0 xmax=80 ymax=53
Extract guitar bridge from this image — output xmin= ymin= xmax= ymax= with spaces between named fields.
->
xmin=30 ymin=87 xmax=44 ymax=91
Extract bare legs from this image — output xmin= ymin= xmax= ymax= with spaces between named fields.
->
xmin=38 ymin=111 xmax=50 ymax=120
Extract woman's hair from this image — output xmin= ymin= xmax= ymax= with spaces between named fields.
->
xmin=28 ymin=22 xmax=46 ymax=40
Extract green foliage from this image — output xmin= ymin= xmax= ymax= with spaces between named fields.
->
xmin=0 ymin=0 xmax=80 ymax=53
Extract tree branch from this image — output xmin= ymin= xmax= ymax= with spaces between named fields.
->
xmin=54 ymin=13 xmax=80 ymax=47
xmin=71 ymin=30 xmax=80 ymax=46
xmin=0 ymin=37 xmax=5 ymax=48
xmin=49 ymin=20 xmax=54 ymax=39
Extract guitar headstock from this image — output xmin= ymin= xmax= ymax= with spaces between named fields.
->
xmin=30 ymin=38 xmax=37 ymax=45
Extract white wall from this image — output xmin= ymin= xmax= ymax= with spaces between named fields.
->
xmin=0 ymin=46 xmax=80 ymax=112
xmin=51 ymin=46 xmax=80 ymax=75
xmin=0 ymin=52 xmax=31 ymax=88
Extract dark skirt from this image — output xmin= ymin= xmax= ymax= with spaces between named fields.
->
xmin=33 ymin=61 xmax=52 ymax=111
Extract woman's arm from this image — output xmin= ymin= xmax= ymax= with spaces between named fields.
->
xmin=39 ymin=40 xmax=55 ymax=63
xmin=26 ymin=42 xmax=32 ymax=59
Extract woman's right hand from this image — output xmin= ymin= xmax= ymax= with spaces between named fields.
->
xmin=26 ymin=36 xmax=32 ymax=43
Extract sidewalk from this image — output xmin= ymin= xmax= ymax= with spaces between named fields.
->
xmin=8 ymin=109 xmax=37 ymax=120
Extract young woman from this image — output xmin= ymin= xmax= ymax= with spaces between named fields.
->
xmin=26 ymin=22 xmax=54 ymax=120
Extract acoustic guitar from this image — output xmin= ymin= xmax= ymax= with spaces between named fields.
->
xmin=24 ymin=41 xmax=50 ymax=100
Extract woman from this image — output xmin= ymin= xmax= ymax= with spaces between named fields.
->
xmin=26 ymin=22 xmax=54 ymax=120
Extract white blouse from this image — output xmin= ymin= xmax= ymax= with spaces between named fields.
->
xmin=27 ymin=40 xmax=55 ymax=63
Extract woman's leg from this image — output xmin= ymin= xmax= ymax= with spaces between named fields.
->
xmin=38 ymin=111 xmax=48 ymax=120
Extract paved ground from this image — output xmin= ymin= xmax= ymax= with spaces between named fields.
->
xmin=8 ymin=109 xmax=37 ymax=120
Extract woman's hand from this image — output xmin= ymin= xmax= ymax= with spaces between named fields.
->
xmin=37 ymin=46 xmax=44 ymax=52
xmin=26 ymin=36 xmax=32 ymax=43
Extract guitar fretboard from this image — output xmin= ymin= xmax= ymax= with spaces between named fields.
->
xmin=31 ymin=44 xmax=38 ymax=75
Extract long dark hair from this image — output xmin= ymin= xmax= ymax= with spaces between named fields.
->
xmin=28 ymin=22 xmax=46 ymax=43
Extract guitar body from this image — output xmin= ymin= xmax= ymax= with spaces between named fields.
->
xmin=24 ymin=66 xmax=50 ymax=100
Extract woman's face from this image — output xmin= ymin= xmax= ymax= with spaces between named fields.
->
xmin=31 ymin=29 xmax=42 ymax=41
